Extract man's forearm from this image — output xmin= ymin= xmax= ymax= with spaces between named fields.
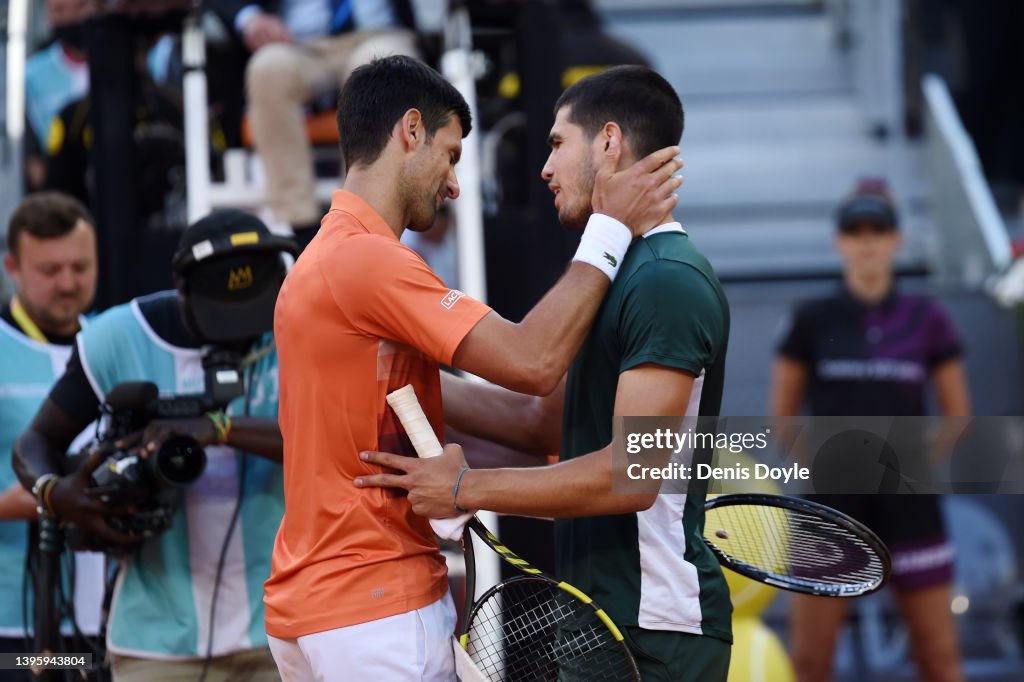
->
xmin=456 ymin=447 xmax=652 ymax=517
xmin=225 ymin=418 xmax=283 ymax=462
xmin=454 ymin=262 xmax=612 ymax=395
xmin=441 ymin=373 xmax=561 ymax=455
xmin=13 ymin=429 xmax=64 ymax=492
xmin=511 ymin=262 xmax=611 ymax=390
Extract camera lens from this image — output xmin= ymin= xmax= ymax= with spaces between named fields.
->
xmin=154 ymin=436 xmax=207 ymax=486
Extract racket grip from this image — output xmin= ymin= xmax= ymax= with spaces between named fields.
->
xmin=386 ymin=385 xmax=473 ymax=542
xmin=386 ymin=385 xmax=444 ymax=457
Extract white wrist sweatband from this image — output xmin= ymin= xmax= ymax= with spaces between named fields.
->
xmin=572 ymin=213 xmax=632 ymax=281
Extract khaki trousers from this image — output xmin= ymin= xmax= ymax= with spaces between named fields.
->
xmin=245 ymin=30 xmax=420 ymax=226
xmin=110 ymin=646 xmax=280 ymax=682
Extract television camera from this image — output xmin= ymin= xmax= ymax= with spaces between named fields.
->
xmin=82 ymin=346 xmax=246 ymax=539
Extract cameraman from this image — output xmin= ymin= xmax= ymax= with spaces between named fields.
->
xmin=13 ymin=210 xmax=295 ymax=681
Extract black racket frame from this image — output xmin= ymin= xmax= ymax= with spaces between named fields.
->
xmin=703 ymin=493 xmax=893 ymax=597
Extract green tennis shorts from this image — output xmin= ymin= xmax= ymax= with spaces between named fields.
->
xmin=622 ymin=626 xmax=731 ymax=682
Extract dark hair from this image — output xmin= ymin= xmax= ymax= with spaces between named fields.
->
xmin=554 ymin=65 xmax=683 ymax=159
xmin=337 ymin=55 xmax=473 ymax=168
xmin=7 ymin=191 xmax=95 ymax=256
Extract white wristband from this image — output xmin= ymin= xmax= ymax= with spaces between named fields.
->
xmin=572 ymin=213 xmax=632 ymax=281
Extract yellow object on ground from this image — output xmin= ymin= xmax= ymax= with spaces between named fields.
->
xmin=727 ymin=617 xmax=795 ymax=682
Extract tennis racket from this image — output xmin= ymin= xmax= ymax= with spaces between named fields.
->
xmin=386 ymin=385 xmax=640 ymax=682
xmin=702 ymin=493 xmax=891 ymax=597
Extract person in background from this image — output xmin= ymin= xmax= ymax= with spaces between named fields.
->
xmin=210 ymin=0 xmax=420 ymax=249
xmin=771 ymin=178 xmax=969 ymax=682
xmin=23 ymin=0 xmax=96 ymax=191
xmin=0 ymin=191 xmax=103 ymax=681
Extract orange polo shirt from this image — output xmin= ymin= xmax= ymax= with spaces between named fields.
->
xmin=264 ymin=190 xmax=491 ymax=638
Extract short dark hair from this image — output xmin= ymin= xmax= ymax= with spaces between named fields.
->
xmin=554 ymin=65 xmax=683 ymax=159
xmin=7 ymin=191 xmax=94 ymax=256
xmin=337 ymin=55 xmax=473 ymax=168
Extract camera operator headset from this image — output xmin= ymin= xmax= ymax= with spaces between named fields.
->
xmin=14 ymin=210 xmax=296 ymax=682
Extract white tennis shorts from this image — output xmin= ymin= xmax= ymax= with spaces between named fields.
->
xmin=268 ymin=591 xmax=456 ymax=681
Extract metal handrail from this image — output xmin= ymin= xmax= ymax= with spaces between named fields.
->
xmin=921 ymin=73 xmax=1012 ymax=286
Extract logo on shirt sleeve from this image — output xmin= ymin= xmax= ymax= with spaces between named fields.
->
xmin=441 ymin=289 xmax=466 ymax=310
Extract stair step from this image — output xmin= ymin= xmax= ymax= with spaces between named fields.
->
xmin=602 ymin=12 xmax=847 ymax=97
xmin=684 ymin=216 xmax=931 ymax=280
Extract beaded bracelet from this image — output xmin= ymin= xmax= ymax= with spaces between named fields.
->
xmin=206 ymin=410 xmax=232 ymax=444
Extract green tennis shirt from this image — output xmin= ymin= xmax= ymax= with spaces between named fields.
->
xmin=556 ymin=225 xmax=733 ymax=644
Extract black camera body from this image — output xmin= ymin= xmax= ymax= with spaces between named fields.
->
xmin=85 ymin=347 xmax=245 ymax=541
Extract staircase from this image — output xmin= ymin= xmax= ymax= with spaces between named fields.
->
xmin=596 ymin=0 xmax=931 ymax=279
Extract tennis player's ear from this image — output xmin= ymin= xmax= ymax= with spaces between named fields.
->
xmin=398 ymin=108 xmax=423 ymax=151
xmin=598 ymin=122 xmax=626 ymax=174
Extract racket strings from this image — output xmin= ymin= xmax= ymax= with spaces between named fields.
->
xmin=466 ymin=578 xmax=636 ymax=681
xmin=704 ymin=504 xmax=886 ymax=591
